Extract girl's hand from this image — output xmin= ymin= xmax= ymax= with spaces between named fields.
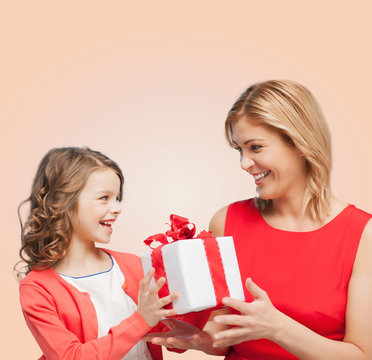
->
xmin=137 ymin=268 xmax=178 ymax=327
xmin=213 ymin=278 xmax=285 ymax=348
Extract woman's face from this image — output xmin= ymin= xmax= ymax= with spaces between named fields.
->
xmin=231 ymin=118 xmax=307 ymax=202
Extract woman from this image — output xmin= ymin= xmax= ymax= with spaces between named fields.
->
xmin=148 ymin=80 xmax=372 ymax=359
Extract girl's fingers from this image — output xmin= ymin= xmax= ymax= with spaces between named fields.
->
xmin=152 ymin=276 xmax=166 ymax=292
xmin=159 ymin=292 xmax=178 ymax=306
xmin=141 ymin=268 xmax=155 ymax=288
xmin=145 ymin=268 xmax=155 ymax=280
xmin=160 ymin=308 xmax=178 ymax=317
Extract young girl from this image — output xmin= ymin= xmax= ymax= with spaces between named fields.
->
xmin=17 ymin=147 xmax=178 ymax=360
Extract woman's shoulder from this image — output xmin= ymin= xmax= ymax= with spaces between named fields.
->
xmin=336 ymin=200 xmax=372 ymax=231
xmin=209 ymin=199 xmax=256 ymax=236
xmin=350 ymin=216 xmax=372 ymax=277
xmin=348 ymin=203 xmax=372 ymax=219
xmin=331 ymin=197 xmax=371 ymax=219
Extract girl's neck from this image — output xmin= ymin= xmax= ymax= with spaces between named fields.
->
xmin=53 ymin=240 xmax=111 ymax=277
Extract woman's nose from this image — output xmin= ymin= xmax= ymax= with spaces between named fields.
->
xmin=240 ymin=154 xmax=254 ymax=172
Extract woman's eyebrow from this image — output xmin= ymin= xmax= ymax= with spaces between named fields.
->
xmin=243 ymin=138 xmax=265 ymax=145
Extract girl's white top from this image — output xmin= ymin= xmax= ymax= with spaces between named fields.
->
xmin=60 ymin=256 xmax=152 ymax=360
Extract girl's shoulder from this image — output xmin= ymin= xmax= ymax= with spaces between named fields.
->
xmin=100 ymin=248 xmax=144 ymax=282
xmin=100 ymin=248 xmax=141 ymax=266
xmin=19 ymin=267 xmax=57 ymax=288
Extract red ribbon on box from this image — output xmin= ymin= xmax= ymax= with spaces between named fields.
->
xmin=144 ymin=214 xmax=230 ymax=310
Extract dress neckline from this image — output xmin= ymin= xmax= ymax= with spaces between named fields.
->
xmin=256 ymin=203 xmax=353 ymax=234
xmin=58 ymin=255 xmax=114 ymax=279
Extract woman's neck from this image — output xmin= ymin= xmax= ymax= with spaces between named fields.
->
xmin=262 ymin=194 xmax=347 ymax=232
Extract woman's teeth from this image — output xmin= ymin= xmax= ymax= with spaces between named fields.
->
xmin=254 ymin=170 xmax=270 ymax=181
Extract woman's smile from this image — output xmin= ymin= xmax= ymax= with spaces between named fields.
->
xmin=251 ymin=170 xmax=271 ymax=185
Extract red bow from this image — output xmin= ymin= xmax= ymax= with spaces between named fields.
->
xmin=144 ymin=214 xmax=197 ymax=249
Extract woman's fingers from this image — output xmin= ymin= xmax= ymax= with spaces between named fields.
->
xmin=152 ymin=336 xmax=200 ymax=349
xmin=221 ymin=296 xmax=249 ymax=314
xmin=213 ymin=327 xmax=250 ymax=347
xmin=143 ymin=333 xmax=166 ymax=341
xmin=245 ymin=277 xmax=268 ymax=300
xmin=150 ymin=336 xmax=178 ymax=347
xmin=160 ymin=318 xmax=197 ymax=332
xmin=159 ymin=318 xmax=179 ymax=330
xmin=214 ymin=314 xmax=246 ymax=326
xmin=147 ymin=336 xmax=171 ymax=346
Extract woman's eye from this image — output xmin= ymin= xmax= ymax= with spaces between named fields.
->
xmin=100 ymin=196 xmax=109 ymax=201
xmin=235 ymin=146 xmax=242 ymax=153
xmin=251 ymin=145 xmax=262 ymax=151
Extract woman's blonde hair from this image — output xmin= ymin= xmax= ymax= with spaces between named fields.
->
xmin=225 ymin=80 xmax=331 ymax=220
xmin=16 ymin=147 xmax=124 ymax=278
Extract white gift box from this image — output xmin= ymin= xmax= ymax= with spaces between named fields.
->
xmin=141 ymin=236 xmax=245 ymax=315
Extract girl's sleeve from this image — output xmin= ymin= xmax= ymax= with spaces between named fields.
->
xmin=20 ymin=283 xmax=151 ymax=360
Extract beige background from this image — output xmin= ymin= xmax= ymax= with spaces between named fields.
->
xmin=1 ymin=1 xmax=371 ymax=358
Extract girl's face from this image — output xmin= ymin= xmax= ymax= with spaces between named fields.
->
xmin=231 ymin=118 xmax=307 ymax=202
xmin=70 ymin=168 xmax=122 ymax=245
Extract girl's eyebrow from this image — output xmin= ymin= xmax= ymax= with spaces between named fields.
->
xmin=95 ymin=190 xmax=114 ymax=194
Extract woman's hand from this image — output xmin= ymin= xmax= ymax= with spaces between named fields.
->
xmin=137 ymin=268 xmax=178 ymax=327
xmin=213 ymin=278 xmax=285 ymax=348
xmin=144 ymin=318 xmax=212 ymax=350
xmin=144 ymin=310 xmax=230 ymax=355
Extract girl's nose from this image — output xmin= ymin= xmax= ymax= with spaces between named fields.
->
xmin=111 ymin=202 xmax=122 ymax=215
xmin=240 ymin=154 xmax=254 ymax=172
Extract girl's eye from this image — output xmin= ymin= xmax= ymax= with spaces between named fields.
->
xmin=234 ymin=146 xmax=242 ymax=153
xmin=100 ymin=196 xmax=109 ymax=201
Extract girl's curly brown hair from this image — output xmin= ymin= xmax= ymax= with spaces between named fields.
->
xmin=16 ymin=147 xmax=124 ymax=279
